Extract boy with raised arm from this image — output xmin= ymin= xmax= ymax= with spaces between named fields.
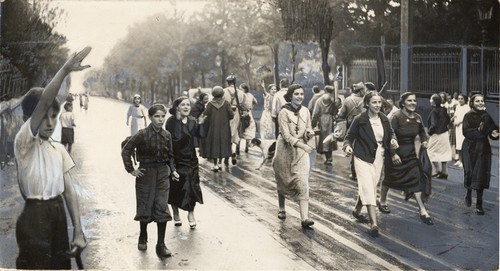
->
xmin=14 ymin=47 xmax=91 ymax=269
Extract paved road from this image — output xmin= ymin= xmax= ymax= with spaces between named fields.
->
xmin=0 ymin=96 xmax=498 ymax=270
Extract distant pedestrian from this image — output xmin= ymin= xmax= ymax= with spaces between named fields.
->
xmin=81 ymin=93 xmax=89 ymax=111
xmin=190 ymin=92 xmax=209 ymax=149
xmin=200 ymin=86 xmax=234 ymax=171
xmin=343 ymin=91 xmax=398 ymax=237
xmin=379 ymin=92 xmax=434 ymax=225
xmin=462 ymin=94 xmax=499 ymax=215
xmin=165 ymin=96 xmax=207 ymax=229
xmin=126 ymin=94 xmax=147 ymax=136
xmin=337 ymin=82 xmax=366 ymax=180
xmin=223 ymin=77 xmax=247 ymax=164
xmin=307 ymin=85 xmax=323 ymax=114
xmin=272 ymin=84 xmax=316 ymax=229
xmin=453 ymin=94 xmax=469 ymax=168
xmin=240 ymin=83 xmax=257 ymax=153
xmin=259 ymin=83 xmax=277 ymax=140
xmin=14 ymin=47 xmax=90 ymax=269
xmin=271 ymin=78 xmax=289 ymax=138
xmin=60 ymin=102 xmax=76 ymax=154
xmin=426 ymin=94 xmax=452 ymax=179
xmin=121 ymin=103 xmax=180 ymax=258
xmin=311 ymin=85 xmax=338 ymax=165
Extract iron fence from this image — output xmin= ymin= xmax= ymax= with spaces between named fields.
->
xmin=349 ymin=46 xmax=499 ymax=99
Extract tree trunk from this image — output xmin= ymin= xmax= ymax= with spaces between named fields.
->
xmin=320 ymin=39 xmax=331 ymax=85
xmin=272 ymin=43 xmax=280 ymax=86
xmin=201 ymin=71 xmax=206 ymax=87
xmin=290 ymin=42 xmax=297 ymax=84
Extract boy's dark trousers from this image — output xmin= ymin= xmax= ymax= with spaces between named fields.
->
xmin=16 ymin=195 xmax=71 ymax=270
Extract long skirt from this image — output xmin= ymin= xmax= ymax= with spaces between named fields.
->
xmin=241 ymin=112 xmax=256 ymax=140
xmin=259 ymin=109 xmax=275 ymax=140
xmin=354 ymin=145 xmax=384 ymax=206
xmin=169 ymin=164 xmax=203 ymax=211
xmin=427 ymin=132 xmax=452 ymax=162
xmin=273 ymin=136 xmax=310 ymax=201
xmin=455 ymin=123 xmax=465 ymax=151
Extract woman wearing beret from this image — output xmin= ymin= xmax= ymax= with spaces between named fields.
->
xmin=165 ymin=96 xmax=207 ymax=229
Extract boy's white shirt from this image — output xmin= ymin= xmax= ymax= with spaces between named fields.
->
xmin=14 ymin=119 xmax=75 ymax=200
xmin=60 ymin=111 xmax=75 ymax=128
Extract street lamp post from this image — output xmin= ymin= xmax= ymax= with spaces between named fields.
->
xmin=477 ymin=0 xmax=493 ymax=96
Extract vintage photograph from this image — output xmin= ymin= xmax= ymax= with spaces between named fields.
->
xmin=0 ymin=0 xmax=498 ymax=269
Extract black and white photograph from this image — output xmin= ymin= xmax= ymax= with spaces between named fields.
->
xmin=0 ymin=0 xmax=499 ymax=269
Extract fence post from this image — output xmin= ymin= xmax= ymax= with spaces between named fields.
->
xmin=460 ymin=47 xmax=468 ymax=96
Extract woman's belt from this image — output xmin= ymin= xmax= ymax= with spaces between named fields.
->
xmin=140 ymin=160 xmax=169 ymax=168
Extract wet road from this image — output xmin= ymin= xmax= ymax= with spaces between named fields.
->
xmin=0 ymin=96 xmax=498 ymax=270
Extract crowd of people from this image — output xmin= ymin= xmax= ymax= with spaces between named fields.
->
xmin=8 ymin=45 xmax=498 ymax=268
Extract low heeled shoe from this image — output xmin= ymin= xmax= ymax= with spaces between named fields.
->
xmin=419 ymin=215 xmax=434 ymax=225
xmin=352 ymin=211 xmax=369 ymax=223
xmin=277 ymin=210 xmax=286 ymax=220
xmin=301 ymin=219 xmax=314 ymax=228
xmin=367 ymin=225 xmax=379 ymax=237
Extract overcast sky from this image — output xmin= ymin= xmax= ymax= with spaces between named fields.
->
xmin=51 ymin=1 xmax=204 ymax=89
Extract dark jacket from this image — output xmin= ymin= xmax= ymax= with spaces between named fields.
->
xmin=462 ymin=109 xmax=499 ymax=189
xmin=121 ymin=124 xmax=176 ymax=173
xmin=427 ymin=107 xmax=450 ymax=135
xmin=343 ymin=111 xmax=396 ymax=163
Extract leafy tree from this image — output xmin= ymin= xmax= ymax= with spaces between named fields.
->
xmin=1 ymin=0 xmax=69 ymax=88
xmin=276 ymin=0 xmax=350 ymax=85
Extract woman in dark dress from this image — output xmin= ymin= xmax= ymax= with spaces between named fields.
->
xmin=462 ymin=94 xmax=499 ymax=215
xmin=200 ymin=86 xmax=234 ymax=171
xmin=165 ymin=96 xmax=207 ymax=229
xmin=379 ymin=92 xmax=434 ymax=225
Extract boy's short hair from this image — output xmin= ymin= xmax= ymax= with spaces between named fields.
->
xmin=64 ymin=102 xmax=73 ymax=111
xmin=21 ymin=87 xmax=61 ymax=121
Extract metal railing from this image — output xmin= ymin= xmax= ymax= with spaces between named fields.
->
xmin=349 ymin=46 xmax=499 ymax=99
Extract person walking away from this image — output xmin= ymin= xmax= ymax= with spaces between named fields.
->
xmin=462 ymin=94 xmax=499 ymax=215
xmin=60 ymin=102 xmax=76 ymax=154
xmin=453 ymin=94 xmax=469 ymax=168
xmin=200 ymin=86 xmax=234 ymax=172
xmin=311 ymin=85 xmax=338 ymax=165
xmin=343 ymin=91 xmax=398 ymax=237
xmin=81 ymin=93 xmax=89 ymax=111
xmin=259 ymin=83 xmax=277 ymax=140
xmin=121 ymin=104 xmax=180 ymax=258
xmin=272 ymin=84 xmax=316 ymax=229
xmin=165 ymin=96 xmax=207 ymax=229
xmin=307 ymin=85 xmax=323 ymax=114
xmin=14 ymin=47 xmax=90 ymax=269
xmin=271 ymin=78 xmax=289 ymax=139
xmin=426 ymin=94 xmax=452 ymax=179
xmin=223 ymin=78 xmax=247 ymax=164
xmin=240 ymin=83 xmax=257 ymax=153
xmin=379 ymin=92 xmax=434 ymax=225
xmin=337 ymin=82 xmax=366 ymax=180
xmin=189 ymin=92 xmax=209 ymax=149
xmin=126 ymin=94 xmax=148 ymax=136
